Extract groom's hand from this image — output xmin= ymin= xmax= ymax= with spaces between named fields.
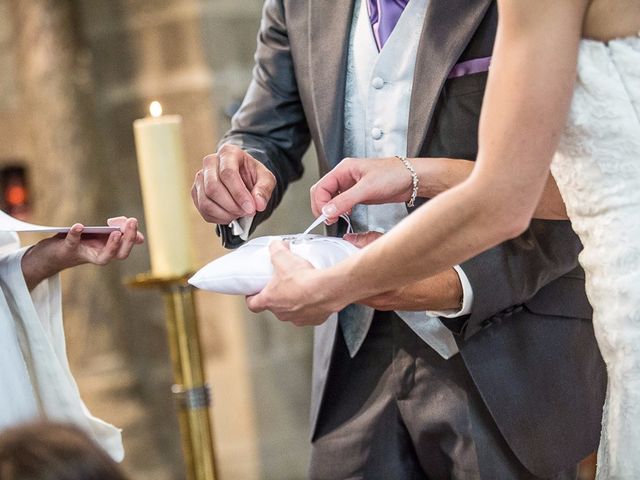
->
xmin=344 ymin=232 xmax=463 ymax=312
xmin=191 ymin=144 xmax=276 ymax=225
xmin=359 ymin=273 xmax=463 ymax=312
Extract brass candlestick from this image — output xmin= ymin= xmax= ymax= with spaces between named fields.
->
xmin=127 ymin=273 xmax=217 ymax=480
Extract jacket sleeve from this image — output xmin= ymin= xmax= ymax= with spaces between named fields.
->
xmin=441 ymin=219 xmax=585 ymax=340
xmin=217 ymin=0 xmax=312 ymax=248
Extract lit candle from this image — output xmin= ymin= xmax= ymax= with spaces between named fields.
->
xmin=133 ymin=102 xmax=194 ymax=277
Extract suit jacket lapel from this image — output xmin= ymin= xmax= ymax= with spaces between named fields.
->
xmin=407 ymin=0 xmax=493 ymax=157
xmin=308 ymin=0 xmax=355 ymax=169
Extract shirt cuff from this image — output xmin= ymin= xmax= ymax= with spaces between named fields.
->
xmin=230 ymin=216 xmax=254 ymax=241
xmin=426 ymin=265 xmax=474 ymax=318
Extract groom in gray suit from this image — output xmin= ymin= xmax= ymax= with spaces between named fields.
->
xmin=192 ymin=1 xmax=606 ymax=478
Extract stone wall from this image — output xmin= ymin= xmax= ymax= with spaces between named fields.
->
xmin=0 ymin=0 xmax=24 ymax=159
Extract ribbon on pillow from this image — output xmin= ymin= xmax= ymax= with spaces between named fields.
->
xmin=302 ymin=214 xmax=353 ymax=236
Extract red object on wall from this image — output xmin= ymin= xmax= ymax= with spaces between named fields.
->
xmin=0 ymin=164 xmax=30 ymax=220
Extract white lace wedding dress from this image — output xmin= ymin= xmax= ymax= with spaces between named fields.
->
xmin=550 ymin=34 xmax=640 ymax=479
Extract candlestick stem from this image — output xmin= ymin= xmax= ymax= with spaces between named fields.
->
xmin=127 ymin=273 xmax=217 ymax=480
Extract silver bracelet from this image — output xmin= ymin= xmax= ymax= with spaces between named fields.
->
xmin=396 ymin=156 xmax=419 ymax=208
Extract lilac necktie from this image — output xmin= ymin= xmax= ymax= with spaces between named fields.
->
xmin=367 ymin=0 xmax=410 ymax=50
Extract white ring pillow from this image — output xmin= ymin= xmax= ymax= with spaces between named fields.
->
xmin=188 ymin=234 xmax=359 ymax=295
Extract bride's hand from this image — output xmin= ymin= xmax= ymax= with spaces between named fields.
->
xmin=310 ymin=157 xmax=414 ymax=223
xmin=21 ymin=217 xmax=144 ymax=289
xmin=246 ymin=240 xmax=346 ymax=326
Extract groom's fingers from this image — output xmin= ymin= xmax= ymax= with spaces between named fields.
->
xmin=343 ymin=231 xmax=383 ymax=249
xmin=202 ymin=161 xmax=249 ymax=218
xmin=194 ymin=173 xmax=241 ymax=224
xmin=250 ymin=165 xmax=276 ymax=212
xmin=215 ymin=149 xmax=257 ymax=215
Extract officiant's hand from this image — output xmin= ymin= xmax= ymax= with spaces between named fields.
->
xmin=344 ymin=232 xmax=463 ymax=312
xmin=311 ymin=157 xmax=414 ymax=223
xmin=191 ymin=145 xmax=276 ymax=224
xmin=21 ymin=217 xmax=144 ymax=290
xmin=246 ymin=241 xmax=347 ymax=326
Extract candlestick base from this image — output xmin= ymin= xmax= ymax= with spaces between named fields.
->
xmin=126 ymin=272 xmax=217 ymax=480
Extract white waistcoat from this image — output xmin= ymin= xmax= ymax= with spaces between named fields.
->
xmin=343 ymin=0 xmax=459 ymax=358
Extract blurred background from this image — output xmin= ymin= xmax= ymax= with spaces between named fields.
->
xmin=0 ymin=0 xmax=318 ymax=479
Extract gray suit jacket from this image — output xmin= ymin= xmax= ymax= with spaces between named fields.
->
xmin=218 ymin=1 xmax=606 ymax=477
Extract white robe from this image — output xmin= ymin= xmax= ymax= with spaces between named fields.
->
xmin=0 ymin=231 xmax=123 ymax=461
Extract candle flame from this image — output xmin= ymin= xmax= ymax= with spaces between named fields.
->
xmin=149 ymin=101 xmax=163 ymax=118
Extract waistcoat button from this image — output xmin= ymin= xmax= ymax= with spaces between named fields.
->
xmin=371 ymin=77 xmax=384 ymax=89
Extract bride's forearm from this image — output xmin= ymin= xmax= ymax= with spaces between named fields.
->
xmin=325 ymin=178 xmax=523 ymax=306
xmin=415 ymin=158 xmax=567 ymax=220
xmin=414 ymin=158 xmax=472 ymax=198
xmin=315 ymin=0 xmax=582 ymax=309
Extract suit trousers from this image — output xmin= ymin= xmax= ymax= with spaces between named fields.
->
xmin=309 ymin=311 xmax=579 ymax=480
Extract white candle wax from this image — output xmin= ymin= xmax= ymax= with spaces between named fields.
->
xmin=133 ymin=110 xmax=194 ymax=277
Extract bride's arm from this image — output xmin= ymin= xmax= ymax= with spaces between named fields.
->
xmin=248 ymin=0 xmax=589 ymax=318
xmin=312 ymin=156 xmax=567 ymax=220
xmin=330 ymin=0 xmax=588 ymax=300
